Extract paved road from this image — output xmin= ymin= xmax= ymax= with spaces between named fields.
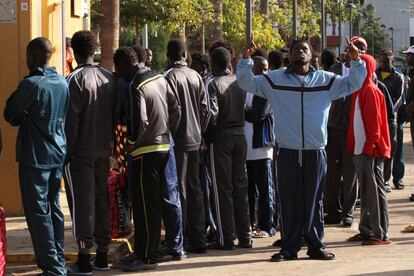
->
xmin=7 ymin=126 xmax=414 ymax=276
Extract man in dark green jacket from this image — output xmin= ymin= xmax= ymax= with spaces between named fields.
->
xmin=4 ymin=37 xmax=69 ymax=275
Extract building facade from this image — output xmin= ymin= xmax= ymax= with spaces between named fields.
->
xmin=0 ymin=0 xmax=89 ymax=215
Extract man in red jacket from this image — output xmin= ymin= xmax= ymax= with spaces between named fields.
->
xmin=347 ymin=54 xmax=391 ymax=245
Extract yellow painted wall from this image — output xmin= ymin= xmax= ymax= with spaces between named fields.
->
xmin=0 ymin=0 xmax=89 ymax=216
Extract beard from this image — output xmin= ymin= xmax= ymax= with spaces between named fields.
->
xmin=294 ymin=59 xmax=308 ymax=66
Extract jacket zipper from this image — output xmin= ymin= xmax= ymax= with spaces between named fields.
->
xmin=301 ymin=82 xmax=305 ymax=149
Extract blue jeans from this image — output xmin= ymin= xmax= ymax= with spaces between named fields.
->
xmin=19 ymin=164 xmax=65 ymax=275
xmin=392 ymin=123 xmax=405 ymax=184
xmin=162 ymin=145 xmax=184 ymax=253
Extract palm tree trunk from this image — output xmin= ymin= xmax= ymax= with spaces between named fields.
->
xmin=260 ymin=0 xmax=269 ymax=15
xmin=211 ymin=0 xmax=223 ymax=41
xmin=100 ymin=0 xmax=119 ymax=71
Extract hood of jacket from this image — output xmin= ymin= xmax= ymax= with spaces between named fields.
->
xmin=359 ymin=54 xmax=376 ymax=88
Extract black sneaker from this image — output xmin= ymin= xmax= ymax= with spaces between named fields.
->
xmin=237 ymin=240 xmax=253 ymax=249
xmin=157 ymin=246 xmax=188 ymax=261
xmin=269 ymin=253 xmax=297 ymax=262
xmin=67 ymin=253 xmax=92 ymax=275
xmin=90 ymin=252 xmax=109 ymax=271
xmin=119 ymin=253 xmax=138 ymax=265
xmin=121 ymin=259 xmax=157 ymax=272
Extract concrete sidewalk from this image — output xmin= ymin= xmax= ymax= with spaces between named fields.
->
xmin=6 ymin=126 xmax=414 ymax=275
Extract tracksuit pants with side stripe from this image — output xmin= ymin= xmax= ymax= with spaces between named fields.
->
xmin=64 ymin=156 xmax=111 ymax=254
xmin=19 ymin=164 xmax=66 ymax=276
xmin=210 ymin=135 xmax=251 ymax=247
xmin=128 ymin=151 xmax=169 ymax=260
xmin=277 ymin=149 xmax=327 ymax=258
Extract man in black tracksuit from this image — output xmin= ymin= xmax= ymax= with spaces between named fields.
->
xmin=205 ymin=47 xmax=252 ymax=249
xmin=376 ymin=50 xmax=405 ymax=190
xmin=323 ymin=52 xmax=358 ymax=226
xmin=64 ymin=31 xmax=117 ymax=274
xmin=113 ymin=47 xmax=181 ymax=271
xmin=164 ymin=39 xmax=208 ymax=253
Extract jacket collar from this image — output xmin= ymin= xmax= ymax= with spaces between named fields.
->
xmin=213 ymin=69 xmax=232 ymax=77
xmin=28 ymin=67 xmax=58 ymax=78
xmin=284 ymin=64 xmax=317 ymax=75
xmin=376 ymin=66 xmax=396 ymax=80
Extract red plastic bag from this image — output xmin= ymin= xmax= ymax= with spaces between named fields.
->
xmin=108 ymin=170 xmax=132 ymax=239
xmin=0 ymin=205 xmax=6 ymax=276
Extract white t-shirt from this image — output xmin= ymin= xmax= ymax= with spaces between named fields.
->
xmin=353 ymin=95 xmax=366 ymax=155
xmin=245 ymin=93 xmax=273 ymax=160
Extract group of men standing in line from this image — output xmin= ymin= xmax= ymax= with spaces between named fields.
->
xmin=5 ymin=29 xmax=414 ymax=275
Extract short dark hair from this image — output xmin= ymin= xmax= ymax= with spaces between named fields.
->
xmin=27 ymin=37 xmax=52 ymax=55
xmin=132 ymin=45 xmax=147 ymax=64
xmin=379 ymin=50 xmax=394 ymax=58
xmin=321 ymin=48 xmax=337 ymax=69
xmin=289 ymin=36 xmax=313 ymax=53
xmin=190 ymin=52 xmax=210 ymax=72
xmin=208 ymin=40 xmax=235 ymax=58
xmin=71 ymin=31 xmax=96 ymax=60
xmin=167 ymin=39 xmax=187 ymax=61
xmin=252 ymin=48 xmax=268 ymax=59
xmin=268 ymin=50 xmax=284 ymax=70
xmin=113 ymin=46 xmax=138 ymax=66
xmin=211 ymin=47 xmax=231 ymax=72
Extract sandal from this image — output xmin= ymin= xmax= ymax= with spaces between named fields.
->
xmin=362 ymin=238 xmax=392 ymax=245
xmin=252 ymin=231 xmax=270 ymax=238
xmin=269 ymin=253 xmax=297 ymax=262
xmin=347 ymin=233 xmax=363 ymax=242
xmin=309 ymin=250 xmax=335 ymax=260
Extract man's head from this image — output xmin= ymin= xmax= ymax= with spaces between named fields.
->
xmin=268 ymin=50 xmax=284 ymax=70
xmin=26 ymin=37 xmax=53 ymax=73
xmin=71 ymin=31 xmax=96 ymax=64
xmin=113 ymin=46 xmax=138 ymax=81
xmin=350 ymin=36 xmax=367 ymax=54
xmin=379 ymin=50 xmax=394 ymax=71
xmin=208 ymin=40 xmax=235 ymax=58
xmin=190 ymin=52 xmax=210 ymax=78
xmin=167 ymin=39 xmax=187 ymax=63
xmin=251 ymin=48 xmax=268 ymax=59
xmin=311 ymin=51 xmax=321 ymax=69
xmin=321 ymin=48 xmax=337 ymax=70
xmin=145 ymin=48 xmax=153 ymax=67
xmin=210 ymin=47 xmax=231 ymax=76
xmin=289 ymin=37 xmax=313 ymax=66
xmin=403 ymin=45 xmax=414 ymax=67
xmin=132 ymin=45 xmax=147 ymax=65
xmin=252 ymin=56 xmax=269 ymax=75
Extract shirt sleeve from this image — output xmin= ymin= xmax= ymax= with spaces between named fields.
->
xmin=329 ymin=59 xmax=367 ymax=100
xmin=4 ymin=80 xmax=39 ymax=127
xmin=236 ymin=58 xmax=267 ymax=99
xmin=65 ymin=77 xmax=83 ymax=158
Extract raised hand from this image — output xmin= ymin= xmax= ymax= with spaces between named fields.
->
xmin=346 ymin=36 xmax=360 ymax=61
xmin=242 ymin=34 xmax=258 ymax=59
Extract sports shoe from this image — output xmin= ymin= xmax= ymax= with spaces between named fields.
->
xmin=90 ymin=251 xmax=109 ymax=271
xmin=66 ymin=263 xmax=92 ymax=275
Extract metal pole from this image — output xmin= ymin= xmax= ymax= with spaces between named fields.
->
xmin=338 ymin=1 xmax=342 ymax=55
xmin=246 ymin=0 xmax=252 ymax=44
xmin=390 ymin=27 xmax=394 ymax=52
xmin=321 ymin=0 xmax=326 ymax=50
xmin=293 ymin=0 xmax=297 ymax=39
xmin=202 ymin=25 xmax=205 ymax=54
xmin=61 ymin=0 xmax=66 ymax=76
xmin=142 ymin=24 xmax=148 ymax=48
xmin=349 ymin=6 xmax=352 ymax=38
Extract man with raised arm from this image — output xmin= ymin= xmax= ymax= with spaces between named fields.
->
xmin=237 ymin=36 xmax=366 ymax=262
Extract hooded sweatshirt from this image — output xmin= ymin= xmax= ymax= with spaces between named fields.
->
xmin=347 ymin=54 xmax=391 ymax=158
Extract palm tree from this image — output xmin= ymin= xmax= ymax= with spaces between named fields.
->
xmin=211 ymin=0 xmax=223 ymax=41
xmin=100 ymin=0 xmax=119 ymax=71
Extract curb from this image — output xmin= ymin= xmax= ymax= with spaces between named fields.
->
xmin=6 ymin=234 xmax=134 ymax=264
